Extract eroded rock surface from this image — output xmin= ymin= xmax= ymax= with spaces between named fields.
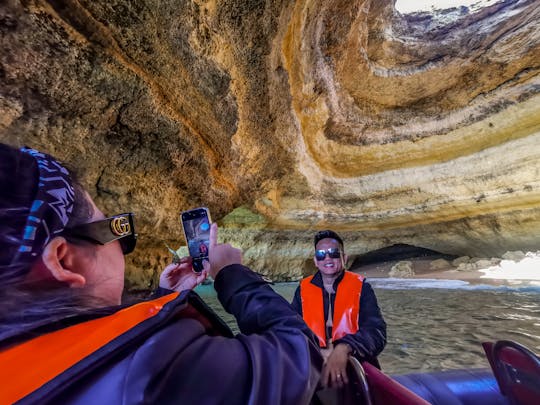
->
xmin=1 ymin=0 xmax=539 ymax=286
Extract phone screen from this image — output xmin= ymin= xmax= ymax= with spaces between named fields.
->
xmin=181 ymin=207 xmax=211 ymax=273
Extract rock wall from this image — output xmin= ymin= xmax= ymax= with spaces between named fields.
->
xmin=1 ymin=0 xmax=539 ymax=286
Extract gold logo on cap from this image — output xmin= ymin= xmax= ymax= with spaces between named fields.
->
xmin=110 ymin=216 xmax=131 ymax=236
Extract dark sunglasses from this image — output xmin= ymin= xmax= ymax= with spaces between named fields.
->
xmin=63 ymin=213 xmax=137 ymax=255
xmin=315 ymin=248 xmax=341 ymax=261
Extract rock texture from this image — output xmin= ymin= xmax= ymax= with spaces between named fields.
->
xmin=1 ymin=0 xmax=539 ymax=286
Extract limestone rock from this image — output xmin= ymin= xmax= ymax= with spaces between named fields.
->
xmin=389 ymin=261 xmax=415 ymax=278
xmin=1 ymin=0 xmax=539 ymax=287
xmin=457 ymin=262 xmax=477 ymax=272
xmin=502 ymin=251 xmax=527 ymax=261
xmin=430 ymin=259 xmax=451 ymax=270
xmin=474 ymin=259 xmax=497 ymax=269
xmin=452 ymin=256 xmax=471 ymax=267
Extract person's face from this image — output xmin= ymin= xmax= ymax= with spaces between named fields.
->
xmin=314 ymin=238 xmax=347 ymax=277
xmin=80 ymin=195 xmax=126 ymax=305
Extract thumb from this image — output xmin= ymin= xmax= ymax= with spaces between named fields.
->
xmin=197 ymin=269 xmax=209 ymax=284
xmin=209 ymin=223 xmax=218 ymax=248
xmin=202 ymin=259 xmax=211 ymax=273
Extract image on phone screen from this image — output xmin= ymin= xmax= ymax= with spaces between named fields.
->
xmin=182 ymin=208 xmax=211 ymax=272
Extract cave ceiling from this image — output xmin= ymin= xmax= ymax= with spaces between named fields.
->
xmin=1 ymin=0 xmax=539 ymax=284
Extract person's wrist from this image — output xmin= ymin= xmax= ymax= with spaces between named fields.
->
xmin=212 ymin=263 xmax=234 ymax=283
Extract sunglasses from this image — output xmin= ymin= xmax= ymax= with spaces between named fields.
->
xmin=63 ymin=213 xmax=137 ymax=255
xmin=315 ymin=248 xmax=341 ymax=261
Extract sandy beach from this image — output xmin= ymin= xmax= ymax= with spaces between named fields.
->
xmin=353 ymin=252 xmax=540 ymax=287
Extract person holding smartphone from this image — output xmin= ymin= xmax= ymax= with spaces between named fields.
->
xmin=291 ymin=230 xmax=387 ymax=389
xmin=0 ymin=144 xmax=322 ymax=405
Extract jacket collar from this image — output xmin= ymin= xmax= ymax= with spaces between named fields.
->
xmin=310 ymin=270 xmax=346 ymax=291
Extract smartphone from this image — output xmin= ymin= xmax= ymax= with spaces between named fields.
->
xmin=181 ymin=207 xmax=211 ymax=273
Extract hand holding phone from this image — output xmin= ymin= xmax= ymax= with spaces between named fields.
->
xmin=181 ymin=207 xmax=211 ymax=273
xmin=204 ymin=222 xmax=243 ymax=279
xmin=159 ymin=259 xmax=208 ymax=291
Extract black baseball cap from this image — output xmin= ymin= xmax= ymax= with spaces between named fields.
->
xmin=314 ymin=230 xmax=344 ymax=248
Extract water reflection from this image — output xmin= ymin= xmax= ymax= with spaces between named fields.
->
xmin=194 ymin=279 xmax=540 ymax=375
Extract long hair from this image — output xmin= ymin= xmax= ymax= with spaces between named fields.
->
xmin=0 ymin=143 xmax=99 ymax=343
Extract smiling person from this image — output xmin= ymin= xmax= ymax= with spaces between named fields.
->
xmin=292 ymin=230 xmax=387 ymax=389
xmin=0 ymin=144 xmax=322 ymax=405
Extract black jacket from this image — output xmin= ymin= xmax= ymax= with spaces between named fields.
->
xmin=4 ymin=265 xmax=323 ymax=405
xmin=292 ymin=271 xmax=386 ymax=367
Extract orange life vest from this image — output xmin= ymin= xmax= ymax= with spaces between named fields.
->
xmin=300 ymin=271 xmax=364 ymax=347
xmin=0 ymin=292 xmax=205 ymax=405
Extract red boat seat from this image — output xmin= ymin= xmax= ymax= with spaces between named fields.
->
xmin=362 ymin=361 xmax=431 ymax=405
xmin=484 ymin=340 xmax=540 ymax=405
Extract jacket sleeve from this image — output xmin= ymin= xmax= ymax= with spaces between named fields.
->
xmin=121 ymin=265 xmax=322 ymax=405
xmin=213 ymin=264 xmax=322 ymax=404
xmin=333 ymin=281 xmax=387 ymax=362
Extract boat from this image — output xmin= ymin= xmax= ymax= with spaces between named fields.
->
xmin=334 ymin=340 xmax=540 ymax=405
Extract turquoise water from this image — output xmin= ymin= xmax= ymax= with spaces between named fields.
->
xmin=194 ymin=279 xmax=540 ymax=375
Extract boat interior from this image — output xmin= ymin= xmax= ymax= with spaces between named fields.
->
xmin=314 ymin=340 xmax=540 ymax=405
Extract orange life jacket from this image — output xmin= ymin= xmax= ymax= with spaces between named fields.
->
xmin=0 ymin=292 xmax=213 ymax=405
xmin=300 ymin=271 xmax=364 ymax=347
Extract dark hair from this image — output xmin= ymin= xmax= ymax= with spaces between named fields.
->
xmin=0 ymin=143 xmax=95 ymax=343
xmin=314 ymin=230 xmax=344 ymax=248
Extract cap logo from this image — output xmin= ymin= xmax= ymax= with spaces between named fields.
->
xmin=110 ymin=216 xmax=131 ymax=236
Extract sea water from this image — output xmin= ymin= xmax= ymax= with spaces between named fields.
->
xmin=194 ymin=279 xmax=540 ymax=375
